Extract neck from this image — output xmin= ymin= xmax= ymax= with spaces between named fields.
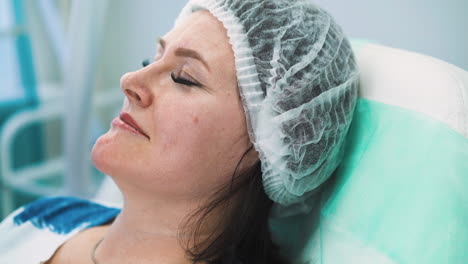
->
xmin=95 ymin=188 xmax=210 ymax=264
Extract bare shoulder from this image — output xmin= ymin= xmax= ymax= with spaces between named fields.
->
xmin=44 ymin=224 xmax=110 ymax=264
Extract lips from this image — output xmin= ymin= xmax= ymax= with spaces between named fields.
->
xmin=119 ymin=112 xmax=150 ymax=139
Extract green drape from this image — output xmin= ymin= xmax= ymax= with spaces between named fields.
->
xmin=270 ymin=99 xmax=468 ymax=264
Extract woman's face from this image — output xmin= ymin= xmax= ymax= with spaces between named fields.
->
xmin=92 ymin=11 xmax=256 ymax=201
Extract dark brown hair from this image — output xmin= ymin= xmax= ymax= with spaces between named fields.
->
xmin=179 ymin=146 xmax=288 ymax=264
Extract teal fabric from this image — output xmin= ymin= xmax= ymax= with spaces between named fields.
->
xmin=270 ymin=99 xmax=468 ymax=263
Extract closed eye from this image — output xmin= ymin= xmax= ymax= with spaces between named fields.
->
xmin=171 ymin=72 xmax=201 ymax=87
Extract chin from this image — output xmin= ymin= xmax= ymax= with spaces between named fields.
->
xmin=91 ymin=132 xmax=121 ymax=177
xmin=92 ymin=131 xmax=149 ymax=180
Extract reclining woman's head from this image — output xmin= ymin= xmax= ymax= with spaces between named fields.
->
xmin=91 ymin=0 xmax=359 ymax=263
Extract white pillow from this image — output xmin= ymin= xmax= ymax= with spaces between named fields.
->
xmin=353 ymin=43 xmax=468 ymax=138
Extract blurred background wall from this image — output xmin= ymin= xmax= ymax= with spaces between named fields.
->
xmin=313 ymin=0 xmax=468 ymax=71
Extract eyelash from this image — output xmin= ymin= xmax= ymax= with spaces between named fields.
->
xmin=141 ymin=59 xmax=201 ymax=88
xmin=171 ymin=72 xmax=200 ymax=87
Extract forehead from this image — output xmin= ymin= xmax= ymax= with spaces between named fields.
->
xmin=163 ymin=10 xmax=232 ymax=63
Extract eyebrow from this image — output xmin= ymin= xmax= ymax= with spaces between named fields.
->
xmin=158 ymin=37 xmax=211 ymax=72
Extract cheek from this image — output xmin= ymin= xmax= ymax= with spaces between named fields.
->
xmin=154 ymin=102 xmax=200 ymax=152
xmin=153 ymin=99 xmax=243 ymax=166
xmin=156 ymin=110 xmax=212 ymax=159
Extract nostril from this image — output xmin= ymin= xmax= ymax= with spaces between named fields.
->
xmin=126 ymin=89 xmax=141 ymax=102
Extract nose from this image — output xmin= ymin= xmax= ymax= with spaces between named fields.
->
xmin=120 ymin=71 xmax=154 ymax=108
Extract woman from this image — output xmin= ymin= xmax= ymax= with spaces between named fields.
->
xmin=0 ymin=0 xmax=358 ymax=263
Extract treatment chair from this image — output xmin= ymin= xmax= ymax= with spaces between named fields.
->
xmin=269 ymin=41 xmax=468 ymax=263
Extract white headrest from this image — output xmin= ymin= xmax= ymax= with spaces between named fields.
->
xmin=353 ymin=43 xmax=468 ymax=138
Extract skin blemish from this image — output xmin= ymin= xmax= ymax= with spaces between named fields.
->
xmin=193 ymin=116 xmax=199 ymax=124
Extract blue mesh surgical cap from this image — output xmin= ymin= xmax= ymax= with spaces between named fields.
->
xmin=176 ymin=0 xmax=359 ymax=216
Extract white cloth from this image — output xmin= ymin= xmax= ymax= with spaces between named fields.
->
xmin=0 ymin=196 xmax=120 ymax=263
